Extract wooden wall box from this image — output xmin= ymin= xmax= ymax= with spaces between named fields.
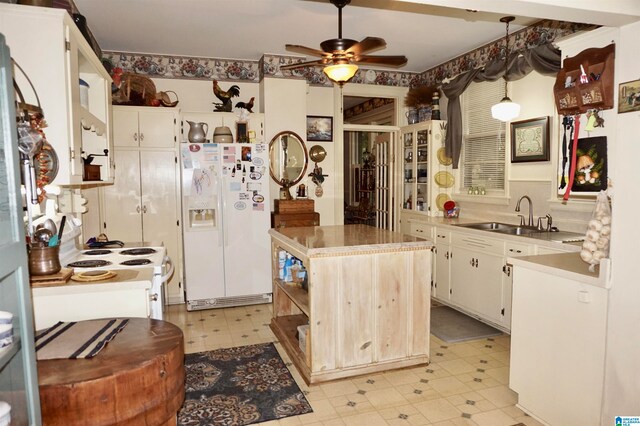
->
xmin=554 ymin=43 xmax=615 ymax=115
xmin=271 ymin=212 xmax=320 ymax=228
xmin=274 ymin=199 xmax=315 ymax=214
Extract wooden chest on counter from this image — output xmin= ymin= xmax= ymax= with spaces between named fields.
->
xmin=271 ymin=199 xmax=319 ymax=228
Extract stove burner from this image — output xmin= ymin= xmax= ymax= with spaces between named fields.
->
xmin=83 ymin=249 xmax=113 ymax=256
xmin=120 ymin=258 xmax=153 ymax=266
xmin=120 ymin=248 xmax=157 ymax=256
xmin=67 ymin=259 xmax=112 ymax=268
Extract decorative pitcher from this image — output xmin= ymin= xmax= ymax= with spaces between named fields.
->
xmin=405 ymin=108 xmax=418 ymax=124
xmin=187 ymin=121 xmax=208 ymax=143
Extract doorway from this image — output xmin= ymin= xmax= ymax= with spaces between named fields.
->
xmin=342 ymin=96 xmax=398 ymax=230
xmin=343 ymin=130 xmax=396 ymax=229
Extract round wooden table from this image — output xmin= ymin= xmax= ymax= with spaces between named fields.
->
xmin=37 ymin=318 xmax=185 ymax=426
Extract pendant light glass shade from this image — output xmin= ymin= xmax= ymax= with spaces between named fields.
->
xmin=323 ymin=63 xmax=358 ymax=85
xmin=491 ymin=96 xmax=520 ymax=121
xmin=491 ymin=16 xmax=519 ymax=122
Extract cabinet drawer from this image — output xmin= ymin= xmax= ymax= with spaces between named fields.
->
xmin=452 ymin=232 xmax=504 ymax=255
xmin=434 ymin=229 xmax=450 ymax=244
xmin=409 ymin=222 xmax=432 ymax=239
xmin=505 ymin=242 xmax=532 ymax=257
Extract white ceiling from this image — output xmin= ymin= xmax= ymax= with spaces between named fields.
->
xmin=74 ymin=0 xmax=640 ymax=75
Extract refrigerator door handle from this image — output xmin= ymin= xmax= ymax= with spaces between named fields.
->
xmin=220 ymin=174 xmax=227 ymax=247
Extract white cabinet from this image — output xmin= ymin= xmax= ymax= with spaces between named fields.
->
xmin=399 ymin=121 xmax=450 ymax=216
xmin=502 ymin=241 xmax=532 ymax=328
xmin=0 ymin=4 xmax=113 ymax=185
xmin=113 ymin=108 xmax=177 ymax=148
xmin=433 ymin=229 xmax=450 ymax=302
xmin=101 ymin=107 xmax=183 ymax=304
xmin=510 ymin=265 xmax=607 ymax=425
xmin=450 ymin=232 xmax=504 ymax=324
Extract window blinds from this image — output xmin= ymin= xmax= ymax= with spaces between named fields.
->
xmin=462 ymin=80 xmax=506 ymax=191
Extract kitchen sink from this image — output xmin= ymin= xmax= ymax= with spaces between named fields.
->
xmin=456 ymin=222 xmax=519 ymax=231
xmin=455 ymin=222 xmax=540 ymax=235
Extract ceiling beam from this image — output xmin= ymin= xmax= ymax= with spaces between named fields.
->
xmin=397 ymin=0 xmax=640 ymax=27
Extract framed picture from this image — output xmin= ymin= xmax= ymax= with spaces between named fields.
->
xmin=618 ymin=79 xmax=640 ymax=113
xmin=236 ymin=121 xmax=248 ymax=143
xmin=306 ymin=116 xmax=333 ymax=142
xmin=510 ymin=116 xmax=550 ymax=163
xmin=558 ymin=136 xmax=607 ymax=197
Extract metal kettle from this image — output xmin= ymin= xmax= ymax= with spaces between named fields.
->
xmin=187 ymin=121 xmax=208 ymax=143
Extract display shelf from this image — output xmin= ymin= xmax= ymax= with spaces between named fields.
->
xmin=274 ymin=279 xmax=309 ymax=316
xmin=270 ymin=314 xmax=311 ymax=374
xmin=0 ymin=337 xmax=21 ymax=370
xmin=554 ymin=43 xmax=615 ymax=115
xmin=400 ymin=120 xmax=448 ymax=215
xmin=0 ymin=3 xmax=114 ymax=185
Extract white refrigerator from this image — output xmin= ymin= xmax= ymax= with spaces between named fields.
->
xmin=181 ymin=143 xmax=272 ymax=310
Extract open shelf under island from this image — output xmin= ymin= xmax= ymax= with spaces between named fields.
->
xmin=268 ymin=224 xmax=434 ymax=384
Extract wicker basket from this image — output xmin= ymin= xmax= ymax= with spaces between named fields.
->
xmin=113 ymin=73 xmax=156 ymax=106
xmin=156 ymin=90 xmax=179 ymax=107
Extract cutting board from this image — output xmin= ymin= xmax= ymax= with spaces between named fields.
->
xmin=30 ymin=268 xmax=73 ymax=287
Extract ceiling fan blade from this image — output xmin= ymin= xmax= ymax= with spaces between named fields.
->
xmin=353 ymin=55 xmax=408 ymax=67
xmin=346 ymin=37 xmax=386 ymax=56
xmin=285 ymin=44 xmax=330 ymax=57
xmin=280 ymin=58 xmax=330 ymax=70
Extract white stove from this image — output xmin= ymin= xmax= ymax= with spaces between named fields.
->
xmin=54 ymin=217 xmax=174 ymax=321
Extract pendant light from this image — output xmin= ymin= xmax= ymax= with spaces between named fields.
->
xmin=491 ymin=16 xmax=520 ymax=122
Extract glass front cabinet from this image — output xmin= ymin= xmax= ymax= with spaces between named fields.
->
xmin=400 ymin=120 xmax=452 ymax=216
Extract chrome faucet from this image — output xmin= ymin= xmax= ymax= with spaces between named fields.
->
xmin=515 ymin=195 xmax=534 ymax=227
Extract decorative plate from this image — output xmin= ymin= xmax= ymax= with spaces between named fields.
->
xmin=436 ymin=193 xmax=451 ymax=211
xmin=436 ymin=147 xmax=453 ymax=166
xmin=34 ymin=141 xmax=59 ymax=186
xmin=434 ymin=171 xmax=455 ymax=188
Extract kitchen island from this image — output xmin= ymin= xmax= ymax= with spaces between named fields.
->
xmin=268 ymin=224 xmax=433 ymax=384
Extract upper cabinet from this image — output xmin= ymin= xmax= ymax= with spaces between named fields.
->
xmin=0 ymin=4 xmax=113 ymax=185
xmin=113 ymin=107 xmax=177 ymax=148
xmin=554 ymin=43 xmax=615 ymax=116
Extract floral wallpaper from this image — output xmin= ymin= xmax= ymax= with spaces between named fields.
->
xmin=102 ymin=19 xmax=593 ymax=88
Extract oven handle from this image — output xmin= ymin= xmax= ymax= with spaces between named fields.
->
xmin=161 ymin=255 xmax=175 ymax=283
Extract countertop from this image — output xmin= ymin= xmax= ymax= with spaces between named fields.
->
xmin=507 ymin=252 xmax=611 ymax=289
xmin=32 ymin=268 xmax=154 ymax=294
xmin=269 ymin=224 xmax=433 ymax=257
xmin=406 ymin=217 xmax=584 ymax=250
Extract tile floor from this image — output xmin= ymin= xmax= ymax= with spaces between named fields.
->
xmin=165 ymin=303 xmax=543 ymax=426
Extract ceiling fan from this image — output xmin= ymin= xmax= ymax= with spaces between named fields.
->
xmin=281 ymin=0 xmax=408 ymax=85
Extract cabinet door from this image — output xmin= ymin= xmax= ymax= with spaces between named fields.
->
xmin=0 ymin=35 xmax=42 ymax=423
xmin=473 ymin=251 xmax=504 ymax=324
xmin=139 ymin=150 xmax=181 ymax=296
xmin=434 ymin=243 xmax=450 ymax=301
xmin=139 ymin=110 xmax=176 ymax=148
xmin=102 ymin=150 xmax=143 ymax=240
xmin=112 ymin=109 xmax=141 ymax=147
xmin=449 ymin=246 xmax=503 ymax=322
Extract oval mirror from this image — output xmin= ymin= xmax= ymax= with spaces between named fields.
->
xmin=269 ymin=131 xmax=308 ymax=199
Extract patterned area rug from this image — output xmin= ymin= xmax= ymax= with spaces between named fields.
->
xmin=178 ymin=342 xmax=312 ymax=425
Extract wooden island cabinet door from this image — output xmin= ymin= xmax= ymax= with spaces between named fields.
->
xmin=310 ymin=248 xmax=432 ymax=374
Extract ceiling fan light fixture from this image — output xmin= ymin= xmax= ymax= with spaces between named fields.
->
xmin=323 ymin=63 xmax=358 ymax=85
xmin=491 ymin=96 xmax=521 ymax=121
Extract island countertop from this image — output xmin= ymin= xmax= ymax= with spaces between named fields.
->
xmin=268 ymin=224 xmax=433 ymax=257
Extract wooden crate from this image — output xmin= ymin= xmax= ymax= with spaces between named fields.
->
xmin=274 ymin=199 xmax=315 ymax=214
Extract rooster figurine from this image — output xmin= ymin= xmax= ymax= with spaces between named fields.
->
xmin=235 ymin=97 xmax=255 ymax=113
xmin=212 ymin=80 xmax=240 ymax=112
